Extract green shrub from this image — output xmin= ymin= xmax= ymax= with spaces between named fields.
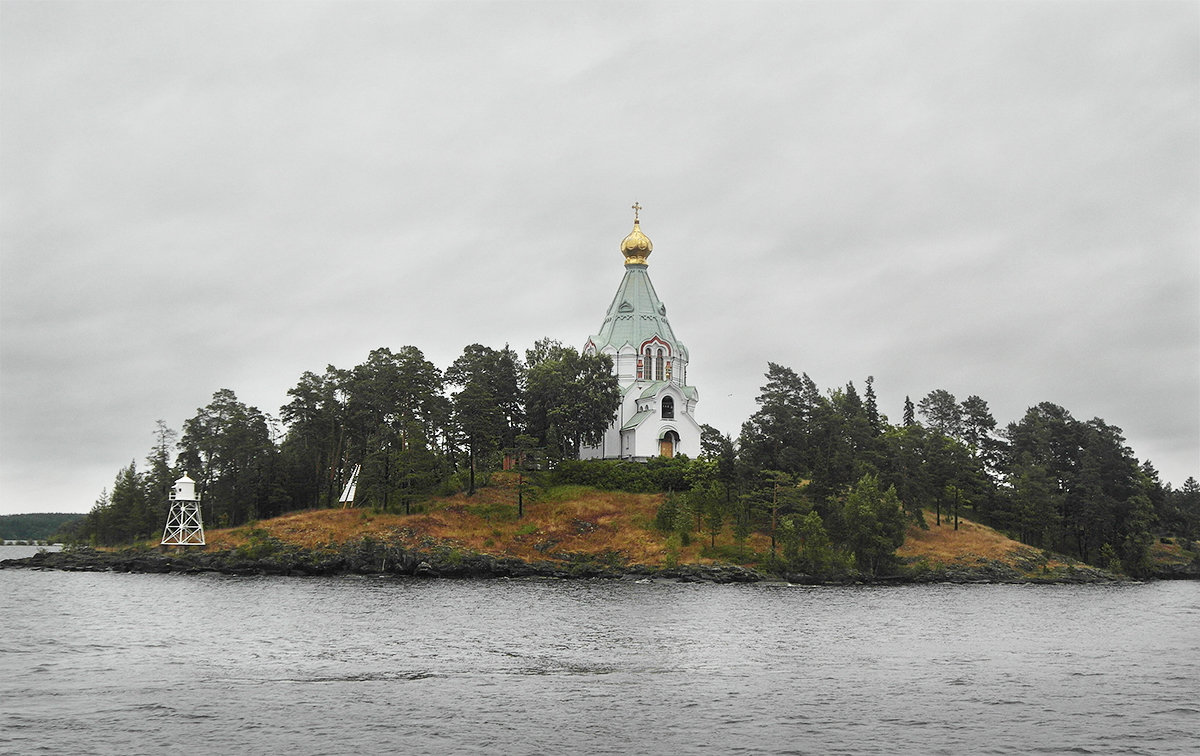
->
xmin=1099 ymin=543 xmax=1123 ymax=574
xmin=235 ymin=528 xmax=285 ymax=560
xmin=664 ymin=533 xmax=681 ymax=568
xmin=905 ymin=557 xmax=932 ymax=577
xmin=655 ymin=496 xmax=679 ymax=532
xmin=550 ymin=456 xmax=697 ymax=493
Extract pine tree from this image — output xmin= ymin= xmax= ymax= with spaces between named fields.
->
xmin=841 ymin=474 xmax=905 ymax=576
xmin=918 ymin=389 xmax=962 ymax=438
xmin=864 ymin=376 xmax=882 ymax=434
xmin=796 ymin=509 xmax=834 ymax=574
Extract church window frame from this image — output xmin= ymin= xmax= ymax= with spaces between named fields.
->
xmin=662 ymin=396 xmax=674 ymax=419
xmin=639 ymin=337 xmax=672 ymax=382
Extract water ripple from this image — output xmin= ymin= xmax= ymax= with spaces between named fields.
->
xmin=1 ymin=574 xmax=1197 ymax=754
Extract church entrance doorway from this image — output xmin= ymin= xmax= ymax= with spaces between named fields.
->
xmin=659 ymin=430 xmax=680 ymax=458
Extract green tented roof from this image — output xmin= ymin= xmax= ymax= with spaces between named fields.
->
xmin=587 ymin=266 xmax=689 ymax=360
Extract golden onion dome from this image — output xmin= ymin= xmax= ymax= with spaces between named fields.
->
xmin=620 ymin=202 xmax=653 ymax=265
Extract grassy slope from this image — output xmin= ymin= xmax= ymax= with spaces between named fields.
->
xmin=206 ymin=473 xmax=771 ymax=565
xmin=199 ymin=472 xmax=1082 ymax=576
xmin=896 ymin=513 xmax=1077 ymax=577
xmin=1148 ymin=537 xmax=1196 ymax=568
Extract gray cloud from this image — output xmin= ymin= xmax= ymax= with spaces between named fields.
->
xmin=2 ymin=1 xmax=1196 ymax=514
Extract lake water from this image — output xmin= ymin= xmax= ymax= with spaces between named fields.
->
xmin=1 ymin=563 xmax=1197 ymax=755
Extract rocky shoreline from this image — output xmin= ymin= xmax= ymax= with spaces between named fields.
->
xmin=3 ymin=540 xmax=1177 ymax=584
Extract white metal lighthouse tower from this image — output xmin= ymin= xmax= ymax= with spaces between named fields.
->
xmin=161 ymin=472 xmax=205 ymax=546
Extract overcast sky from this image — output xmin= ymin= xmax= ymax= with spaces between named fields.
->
xmin=2 ymin=1 xmax=1197 ymax=517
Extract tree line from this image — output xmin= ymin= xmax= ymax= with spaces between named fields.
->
xmin=63 ymin=339 xmax=620 ymax=545
xmin=692 ymin=363 xmax=1198 ymax=577
xmin=546 ymin=362 xmax=1196 ymax=577
xmin=66 ymin=352 xmax=1199 ymax=578
xmin=0 ymin=513 xmax=81 ymax=542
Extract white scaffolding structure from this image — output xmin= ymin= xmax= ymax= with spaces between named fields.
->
xmin=161 ymin=472 xmax=205 ymax=546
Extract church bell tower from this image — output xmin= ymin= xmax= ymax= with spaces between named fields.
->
xmin=581 ymin=204 xmax=700 ymax=459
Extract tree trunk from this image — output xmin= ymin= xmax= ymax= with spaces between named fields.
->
xmin=468 ymin=445 xmax=476 ymax=496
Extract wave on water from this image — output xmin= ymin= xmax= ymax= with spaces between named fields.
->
xmin=1 ymin=573 xmax=1197 ymax=755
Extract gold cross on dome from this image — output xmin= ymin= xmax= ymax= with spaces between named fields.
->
xmin=632 ymin=201 xmax=642 ymax=222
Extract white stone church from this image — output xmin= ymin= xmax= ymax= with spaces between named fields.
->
xmin=581 ymin=206 xmax=701 ymax=460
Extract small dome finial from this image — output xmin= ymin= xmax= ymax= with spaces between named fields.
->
xmin=620 ymin=201 xmax=652 ymax=266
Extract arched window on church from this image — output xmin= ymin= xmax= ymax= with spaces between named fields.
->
xmin=655 ymin=349 xmax=664 ymax=381
xmin=662 ymin=396 xmax=674 ymax=419
xmin=644 ymin=348 xmax=653 ymax=380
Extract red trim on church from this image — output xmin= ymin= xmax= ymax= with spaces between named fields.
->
xmin=638 ymin=336 xmax=672 ymax=356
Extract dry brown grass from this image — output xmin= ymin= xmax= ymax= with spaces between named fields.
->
xmin=897 ymin=509 xmax=1074 ymax=571
xmin=203 ymin=508 xmax=413 ymax=551
xmin=202 ymin=482 xmax=1065 ymax=572
xmin=200 ymin=472 xmax=780 ymax=566
xmin=897 ymin=512 xmax=1017 ymax=563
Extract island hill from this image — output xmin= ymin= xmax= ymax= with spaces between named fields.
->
xmin=26 ymin=210 xmax=1200 ymax=580
xmin=192 ymin=475 xmax=1130 ymax=581
xmin=16 ymin=471 xmax=1197 ymax=583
